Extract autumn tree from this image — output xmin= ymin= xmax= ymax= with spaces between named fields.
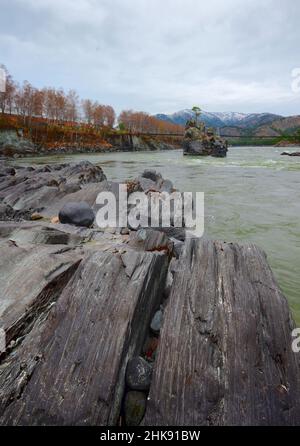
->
xmin=55 ymin=89 xmax=68 ymax=122
xmin=118 ymin=110 xmax=150 ymax=132
xmin=0 ymin=65 xmax=16 ymax=115
xmin=32 ymin=89 xmax=45 ymax=118
xmin=92 ymin=103 xmax=105 ymax=127
xmin=43 ymin=88 xmax=56 ymax=121
xmin=118 ymin=110 xmax=134 ymax=131
xmin=82 ymin=99 xmax=94 ymax=124
xmin=65 ymin=89 xmax=79 ymax=122
xmin=42 ymin=88 xmax=71 ymax=122
xmin=118 ymin=110 xmax=184 ymax=134
xmin=13 ymin=81 xmax=37 ymax=123
xmin=84 ymin=102 xmax=116 ymax=128
xmin=104 ymin=105 xmax=115 ymax=128
xmin=0 ymin=67 xmax=179 ymax=135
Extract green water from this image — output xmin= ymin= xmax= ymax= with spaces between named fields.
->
xmin=18 ymin=147 xmax=300 ymax=324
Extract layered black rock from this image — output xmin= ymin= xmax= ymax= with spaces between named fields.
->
xmin=281 ymin=151 xmax=300 ymax=156
xmin=183 ymin=124 xmax=228 ymax=157
xmin=0 ymin=160 xmax=106 ymax=220
xmin=143 ymin=239 xmax=300 ymax=425
xmin=0 ymin=160 xmax=299 ymax=426
xmin=0 ymin=247 xmax=168 ymax=425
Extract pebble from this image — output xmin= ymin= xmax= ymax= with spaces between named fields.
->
xmin=31 ymin=212 xmax=43 ymax=221
xmin=150 ymin=309 xmax=163 ymax=334
xmin=126 ymin=356 xmax=153 ymax=391
xmin=124 ymin=391 xmax=147 ymax=426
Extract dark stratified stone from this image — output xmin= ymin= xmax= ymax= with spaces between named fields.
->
xmin=135 ymin=170 xmax=174 ymax=194
xmin=0 ymin=160 xmax=106 ymax=217
xmin=126 ymin=357 xmax=153 ymax=391
xmin=0 ymin=248 xmax=168 ymax=426
xmin=59 ymin=201 xmax=95 ymax=227
xmin=124 ymin=391 xmax=147 ymax=426
xmin=182 ymin=124 xmax=228 ymax=157
xmin=143 ymin=238 xmax=300 ymax=426
xmin=141 ymin=170 xmax=162 ymax=183
xmin=281 ymin=151 xmax=300 ymax=156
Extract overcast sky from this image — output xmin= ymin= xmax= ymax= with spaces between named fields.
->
xmin=0 ymin=0 xmax=299 ymax=115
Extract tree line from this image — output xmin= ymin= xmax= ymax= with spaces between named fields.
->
xmin=0 ymin=66 xmax=183 ymax=134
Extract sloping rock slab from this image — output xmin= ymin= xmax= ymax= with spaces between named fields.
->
xmin=0 ymin=248 xmax=168 ymax=425
xmin=0 ymin=161 xmax=106 ymax=215
xmin=0 ymin=241 xmax=83 ymax=346
xmin=0 ymin=221 xmax=98 ymax=243
xmin=143 ymin=238 xmax=300 ymax=426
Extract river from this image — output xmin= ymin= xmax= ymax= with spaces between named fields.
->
xmin=18 ymin=146 xmax=300 ymax=324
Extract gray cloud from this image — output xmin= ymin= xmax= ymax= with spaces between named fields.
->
xmin=0 ymin=0 xmax=299 ymax=115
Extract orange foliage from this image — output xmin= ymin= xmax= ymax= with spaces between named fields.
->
xmin=0 ymin=66 xmax=184 ymax=149
xmin=118 ymin=110 xmax=183 ymax=134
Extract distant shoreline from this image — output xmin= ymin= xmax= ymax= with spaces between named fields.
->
xmin=2 ymin=142 xmax=300 ymax=161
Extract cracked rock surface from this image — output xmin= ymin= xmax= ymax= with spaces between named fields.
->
xmin=0 ymin=160 xmax=299 ymax=426
xmin=143 ymin=239 xmax=300 ymax=426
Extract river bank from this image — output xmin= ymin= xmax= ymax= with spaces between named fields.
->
xmin=12 ymin=146 xmax=300 ymax=324
xmin=0 ymin=128 xmax=180 ymax=158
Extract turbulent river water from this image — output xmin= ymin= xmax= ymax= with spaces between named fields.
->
xmin=19 ymin=146 xmax=300 ymax=324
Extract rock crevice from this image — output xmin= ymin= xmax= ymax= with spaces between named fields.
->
xmin=0 ymin=160 xmax=299 ymax=426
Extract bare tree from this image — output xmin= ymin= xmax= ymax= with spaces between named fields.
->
xmin=82 ymin=99 xmax=94 ymax=124
xmin=0 ymin=65 xmax=16 ymax=114
xmin=65 ymin=89 xmax=79 ymax=122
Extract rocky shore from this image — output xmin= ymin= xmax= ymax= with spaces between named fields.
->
xmin=276 ymin=140 xmax=300 ymax=148
xmin=183 ymin=121 xmax=228 ymax=157
xmin=0 ymin=159 xmax=299 ymax=426
xmin=0 ymin=130 xmax=178 ymax=158
xmin=281 ymin=151 xmax=300 ymax=157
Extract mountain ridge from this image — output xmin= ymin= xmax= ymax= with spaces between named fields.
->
xmin=155 ymin=109 xmax=283 ymax=129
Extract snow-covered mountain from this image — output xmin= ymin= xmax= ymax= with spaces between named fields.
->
xmin=155 ymin=109 xmax=282 ymax=129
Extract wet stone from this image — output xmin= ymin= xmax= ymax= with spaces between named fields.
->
xmin=150 ymin=309 xmax=163 ymax=335
xmin=59 ymin=201 xmax=95 ymax=227
xmin=126 ymin=356 xmax=153 ymax=391
xmin=124 ymin=391 xmax=147 ymax=426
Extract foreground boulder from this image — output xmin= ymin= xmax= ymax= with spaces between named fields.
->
xmin=0 ymin=246 xmax=168 ymax=425
xmin=59 ymin=201 xmax=95 ymax=227
xmin=143 ymin=238 xmax=300 ymax=426
xmin=0 ymin=240 xmax=82 ymax=347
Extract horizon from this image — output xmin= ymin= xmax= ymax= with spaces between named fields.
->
xmin=2 ymin=63 xmax=297 ymax=118
xmin=158 ymin=109 xmax=293 ymax=118
xmin=0 ymin=70 xmax=298 ymax=118
xmin=1 ymin=0 xmax=300 ymax=116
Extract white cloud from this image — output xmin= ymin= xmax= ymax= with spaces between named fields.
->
xmin=0 ymin=0 xmax=299 ymax=115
